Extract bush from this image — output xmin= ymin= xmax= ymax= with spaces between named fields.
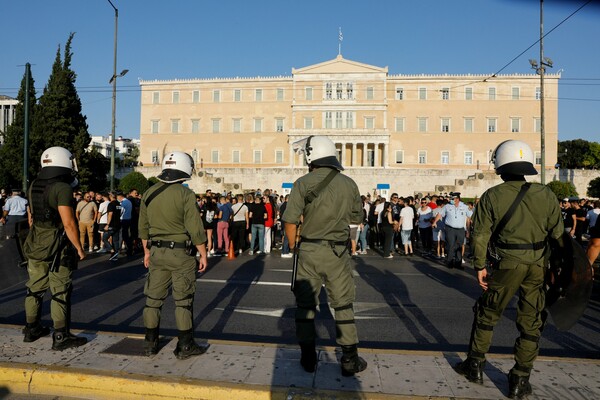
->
xmin=588 ymin=177 xmax=600 ymax=198
xmin=546 ymin=180 xmax=578 ymax=200
xmin=119 ymin=172 xmax=149 ymax=195
xmin=148 ymin=177 xmax=160 ymax=187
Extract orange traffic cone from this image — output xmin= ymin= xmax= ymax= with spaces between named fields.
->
xmin=227 ymin=243 xmax=236 ymax=260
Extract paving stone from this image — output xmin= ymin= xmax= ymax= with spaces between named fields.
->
xmin=184 ymin=352 xmax=257 ymax=383
xmin=314 ymin=351 xmax=381 ymax=393
xmin=245 ymin=356 xmax=314 ymax=387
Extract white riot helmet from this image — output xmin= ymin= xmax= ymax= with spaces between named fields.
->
xmin=38 ymin=146 xmax=78 ymax=182
xmin=491 ymin=140 xmax=538 ymax=176
xmin=157 ymin=151 xmax=195 ymax=183
xmin=292 ymin=135 xmax=343 ymax=171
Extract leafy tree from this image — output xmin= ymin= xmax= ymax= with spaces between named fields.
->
xmin=120 ymin=145 xmax=140 ymax=168
xmin=0 ymin=70 xmax=37 ymax=190
xmin=588 ymin=177 xmax=600 ymax=198
xmin=30 ymin=33 xmax=104 ymax=188
xmin=77 ymin=149 xmax=109 ymax=192
xmin=558 ymin=140 xmax=600 ymax=169
xmin=148 ymin=177 xmax=159 ymax=187
xmin=546 ymin=180 xmax=578 ymax=200
xmin=119 ymin=171 xmax=149 ymax=194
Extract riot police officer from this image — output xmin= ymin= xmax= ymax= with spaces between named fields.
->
xmin=454 ymin=140 xmax=564 ymax=399
xmin=139 ymin=151 xmax=208 ymax=359
xmin=282 ymin=135 xmax=366 ymax=376
xmin=22 ymin=146 xmax=87 ymax=350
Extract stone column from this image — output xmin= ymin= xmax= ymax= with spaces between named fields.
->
xmin=363 ymin=143 xmax=368 ymax=167
xmin=383 ymin=143 xmax=388 ymax=168
xmin=373 ymin=143 xmax=379 ymax=167
xmin=341 ymin=142 xmax=346 ymax=168
xmin=352 ymin=143 xmax=357 ymax=167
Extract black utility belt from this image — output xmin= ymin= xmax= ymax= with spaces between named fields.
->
xmin=496 ymin=241 xmax=546 ymax=251
xmin=301 ymin=238 xmax=348 ymax=246
xmin=149 ymin=240 xmax=187 ymax=249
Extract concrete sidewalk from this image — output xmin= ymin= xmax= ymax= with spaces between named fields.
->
xmin=0 ymin=325 xmax=598 ymax=400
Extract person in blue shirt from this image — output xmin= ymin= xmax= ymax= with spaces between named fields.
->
xmin=117 ymin=192 xmax=134 ymax=256
xmin=217 ymin=196 xmax=233 ymax=254
xmin=1 ymin=189 xmax=29 ymax=238
xmin=432 ymin=192 xmax=471 ymax=269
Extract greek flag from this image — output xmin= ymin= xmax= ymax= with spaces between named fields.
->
xmin=339 ymin=27 xmax=343 ymax=42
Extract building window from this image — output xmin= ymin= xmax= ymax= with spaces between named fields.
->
xmin=418 ymin=117 xmax=427 ymax=132
xmin=255 ymin=89 xmax=263 ymax=101
xmin=325 ymin=83 xmax=333 ymax=100
xmin=487 ymin=118 xmax=497 ymax=133
xmin=253 ymin=150 xmax=262 ymax=164
xmin=172 ymin=91 xmax=180 ymax=104
xmin=512 ymin=87 xmax=520 ymax=100
xmin=305 ymin=87 xmax=313 ymax=100
xmin=335 ymin=112 xmax=343 ymax=129
xmin=275 ymin=150 xmax=283 ymax=164
xmin=395 ymin=87 xmax=404 ymax=100
xmin=304 ymin=117 xmax=313 ymax=129
xmin=213 ymin=90 xmax=220 ymax=103
xmin=535 ymin=87 xmax=541 ymax=100
xmin=151 ymin=120 xmax=159 ymax=134
xmin=232 ymin=150 xmax=240 ymax=164
xmin=488 ymin=87 xmax=496 ymax=100
xmin=395 ymin=151 xmax=404 ymax=164
xmin=191 ymin=119 xmax=200 ymax=133
xmin=254 ymin=118 xmax=263 ymax=133
xmin=419 ymin=87 xmax=427 ymax=100
xmin=534 ymin=118 xmax=541 ymax=133
xmin=464 ymin=118 xmax=473 ymax=133
xmin=234 ymin=89 xmax=241 ymax=102
xmin=511 ymin=118 xmax=520 ymax=133
xmin=211 ymin=150 xmax=219 ymax=163
xmin=464 ymin=151 xmax=474 ymax=165
xmin=465 ymin=87 xmax=473 ymax=100
xmin=336 ymin=83 xmax=343 ymax=99
xmin=277 ymin=88 xmax=284 ymax=101
xmin=441 ymin=151 xmax=450 ymax=165
xmin=346 ymin=83 xmax=353 ymax=99
xmin=212 ymin=119 xmax=220 ymax=133
xmin=171 ymin=119 xmax=180 ymax=134
xmin=535 ymin=151 xmax=541 ymax=165
xmin=151 ymin=151 xmax=159 ymax=164
xmin=366 ymin=87 xmax=374 ymax=100
xmin=192 ymin=90 xmax=200 ymax=103
xmin=325 ymin=112 xmax=332 ymax=129
xmin=441 ymin=88 xmax=450 ymax=100
xmin=418 ymin=151 xmax=427 ymax=164
xmin=395 ymin=117 xmax=404 ymax=132
xmin=365 ymin=117 xmax=374 ymax=129
xmin=441 ymin=118 xmax=450 ymax=132
xmin=346 ymin=112 xmax=354 ymax=128
xmin=232 ymin=118 xmax=241 ymax=133
xmin=152 ymin=91 xmax=160 ymax=104
xmin=276 ymin=118 xmax=284 ymax=132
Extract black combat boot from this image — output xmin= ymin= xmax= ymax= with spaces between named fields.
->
xmin=508 ymin=372 xmax=532 ymax=399
xmin=23 ymin=322 xmax=51 ymax=343
xmin=173 ymin=329 xmax=208 ymax=360
xmin=454 ymin=357 xmax=486 ymax=384
xmin=144 ymin=328 xmax=159 ymax=356
xmin=299 ymin=341 xmax=317 ymax=373
xmin=52 ymin=329 xmax=87 ymax=351
xmin=340 ymin=345 xmax=368 ymax=377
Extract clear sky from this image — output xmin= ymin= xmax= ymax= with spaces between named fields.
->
xmin=1 ymin=0 xmax=599 ymax=142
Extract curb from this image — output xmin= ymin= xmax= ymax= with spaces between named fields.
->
xmin=0 ymin=361 xmax=441 ymax=400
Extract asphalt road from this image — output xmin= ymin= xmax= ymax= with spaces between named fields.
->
xmin=1 ymin=233 xmax=599 ymax=359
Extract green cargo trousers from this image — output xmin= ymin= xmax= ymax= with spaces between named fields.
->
xmin=25 ymin=257 xmax=72 ymax=329
xmin=293 ymin=241 xmax=358 ymax=346
xmin=469 ymin=262 xmax=546 ymax=376
xmin=143 ymin=246 xmax=197 ymax=331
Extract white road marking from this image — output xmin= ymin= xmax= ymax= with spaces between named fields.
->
xmin=198 ymin=278 xmax=290 ymax=286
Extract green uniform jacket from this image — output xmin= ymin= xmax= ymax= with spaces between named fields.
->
xmin=472 ymin=180 xmax=563 ymax=270
xmin=139 ymin=183 xmax=207 ymax=245
xmin=282 ymin=167 xmax=363 ymax=241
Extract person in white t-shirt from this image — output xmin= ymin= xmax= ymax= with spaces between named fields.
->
xmin=96 ymin=192 xmax=111 ymax=252
xmin=399 ymin=204 xmax=415 ymax=256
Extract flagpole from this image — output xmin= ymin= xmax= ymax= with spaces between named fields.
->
xmin=338 ymin=27 xmax=343 ymax=56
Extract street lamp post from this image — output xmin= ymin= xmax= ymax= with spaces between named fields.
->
xmin=107 ymin=0 xmax=128 ymax=191
xmin=529 ymin=0 xmax=552 ymax=185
